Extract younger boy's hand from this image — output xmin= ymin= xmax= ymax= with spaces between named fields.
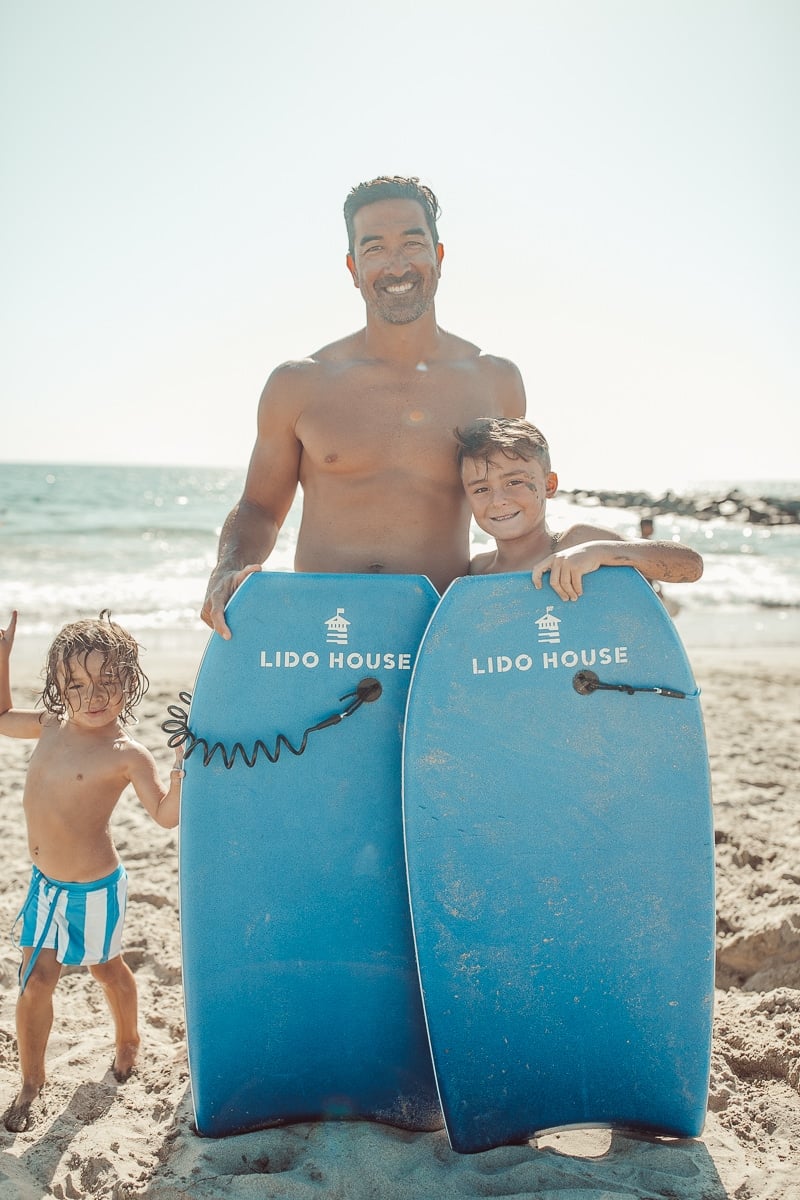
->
xmin=532 ymin=546 xmax=604 ymax=601
xmin=0 ymin=610 xmax=18 ymax=658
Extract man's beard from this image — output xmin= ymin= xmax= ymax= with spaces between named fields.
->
xmin=369 ymin=272 xmax=438 ymax=325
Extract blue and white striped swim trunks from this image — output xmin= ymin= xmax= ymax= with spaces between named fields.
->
xmin=13 ymin=864 xmax=128 ymax=993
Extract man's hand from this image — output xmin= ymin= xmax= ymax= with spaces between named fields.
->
xmin=200 ymin=565 xmax=262 ymax=639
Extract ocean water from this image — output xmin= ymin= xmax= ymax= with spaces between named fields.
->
xmin=1 ymin=463 xmax=798 ymax=653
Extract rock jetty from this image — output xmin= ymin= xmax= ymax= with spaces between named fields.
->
xmin=563 ymin=487 xmax=799 ymax=526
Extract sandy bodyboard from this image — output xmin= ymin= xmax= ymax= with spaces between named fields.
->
xmin=402 ymin=568 xmax=714 ymax=1153
xmin=180 ymin=572 xmax=441 ymax=1137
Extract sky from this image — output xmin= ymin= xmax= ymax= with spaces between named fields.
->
xmin=2 ymin=0 xmax=797 ymax=491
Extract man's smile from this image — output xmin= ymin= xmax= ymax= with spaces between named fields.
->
xmin=380 ymin=275 xmax=418 ymax=295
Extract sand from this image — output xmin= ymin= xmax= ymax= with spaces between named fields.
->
xmin=1 ymin=632 xmax=798 ymax=1200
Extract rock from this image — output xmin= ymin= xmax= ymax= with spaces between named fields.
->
xmin=562 ymin=487 xmax=799 ymax=525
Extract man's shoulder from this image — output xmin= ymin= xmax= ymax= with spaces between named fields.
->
xmin=308 ymin=329 xmax=365 ymax=364
xmin=260 ymin=347 xmax=348 ymax=404
xmin=450 ymin=337 xmax=524 ymax=399
xmin=471 ymin=347 xmax=526 ymax=414
xmin=264 ymin=331 xmax=364 ymax=382
xmin=440 ymin=330 xmax=520 ymax=373
xmin=474 ymin=350 xmax=524 ymax=381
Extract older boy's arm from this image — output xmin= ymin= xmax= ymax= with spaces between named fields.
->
xmin=618 ymin=539 xmax=704 ymax=583
xmin=126 ymin=743 xmax=182 ymax=830
xmin=533 ymin=539 xmax=703 ymax=601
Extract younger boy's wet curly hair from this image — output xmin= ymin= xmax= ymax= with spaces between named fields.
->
xmin=42 ymin=611 xmax=148 ymax=724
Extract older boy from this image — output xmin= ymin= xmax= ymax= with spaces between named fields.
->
xmin=457 ymin=418 xmax=703 ymax=596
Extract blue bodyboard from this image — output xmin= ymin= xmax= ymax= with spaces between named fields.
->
xmin=180 ymin=572 xmax=441 ymax=1137
xmin=402 ymin=568 xmax=714 ymax=1153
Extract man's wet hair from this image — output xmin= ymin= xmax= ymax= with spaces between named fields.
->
xmin=344 ymin=176 xmax=441 ymax=256
xmin=455 ymin=417 xmax=552 ymax=475
xmin=42 ymin=610 xmax=149 ymax=724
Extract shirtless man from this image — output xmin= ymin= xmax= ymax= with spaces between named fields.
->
xmin=202 ymin=175 xmax=526 ymax=636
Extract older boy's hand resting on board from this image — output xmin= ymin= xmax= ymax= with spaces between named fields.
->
xmin=532 ymin=538 xmax=703 ymax=601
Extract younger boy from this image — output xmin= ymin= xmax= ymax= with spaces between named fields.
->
xmin=0 ymin=610 xmax=183 ymax=1133
xmin=456 ymin=418 xmax=703 ymax=594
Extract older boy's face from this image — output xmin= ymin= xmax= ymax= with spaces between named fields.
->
xmin=461 ymin=453 xmax=557 ymax=540
xmin=58 ymin=650 xmax=126 ymax=729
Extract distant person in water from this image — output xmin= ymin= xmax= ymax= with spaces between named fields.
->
xmin=456 ymin=418 xmax=703 ymax=597
xmin=0 ymin=610 xmax=183 ymax=1133
xmin=201 ymin=175 xmax=526 ymax=636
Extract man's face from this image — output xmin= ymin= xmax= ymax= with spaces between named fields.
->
xmin=347 ymin=198 xmax=444 ymax=325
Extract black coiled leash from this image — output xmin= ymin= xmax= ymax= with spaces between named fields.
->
xmin=161 ymin=677 xmax=383 ymax=770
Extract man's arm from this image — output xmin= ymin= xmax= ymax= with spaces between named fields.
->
xmin=533 ymin=536 xmax=703 ymax=601
xmin=201 ymin=365 xmax=305 ymax=638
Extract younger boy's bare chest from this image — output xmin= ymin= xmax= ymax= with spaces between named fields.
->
xmin=26 ymin=730 xmax=126 ymax=814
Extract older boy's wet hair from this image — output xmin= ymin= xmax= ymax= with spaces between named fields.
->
xmin=42 ymin=611 xmax=148 ymax=724
xmin=455 ymin=417 xmax=552 ymax=475
xmin=344 ymin=176 xmax=441 ymax=256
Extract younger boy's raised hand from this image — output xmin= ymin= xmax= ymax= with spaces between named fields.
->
xmin=0 ymin=610 xmax=18 ymax=660
xmin=0 ymin=611 xmax=20 ymax=725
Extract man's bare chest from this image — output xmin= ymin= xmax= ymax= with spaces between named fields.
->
xmin=298 ymin=369 xmax=500 ymax=467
